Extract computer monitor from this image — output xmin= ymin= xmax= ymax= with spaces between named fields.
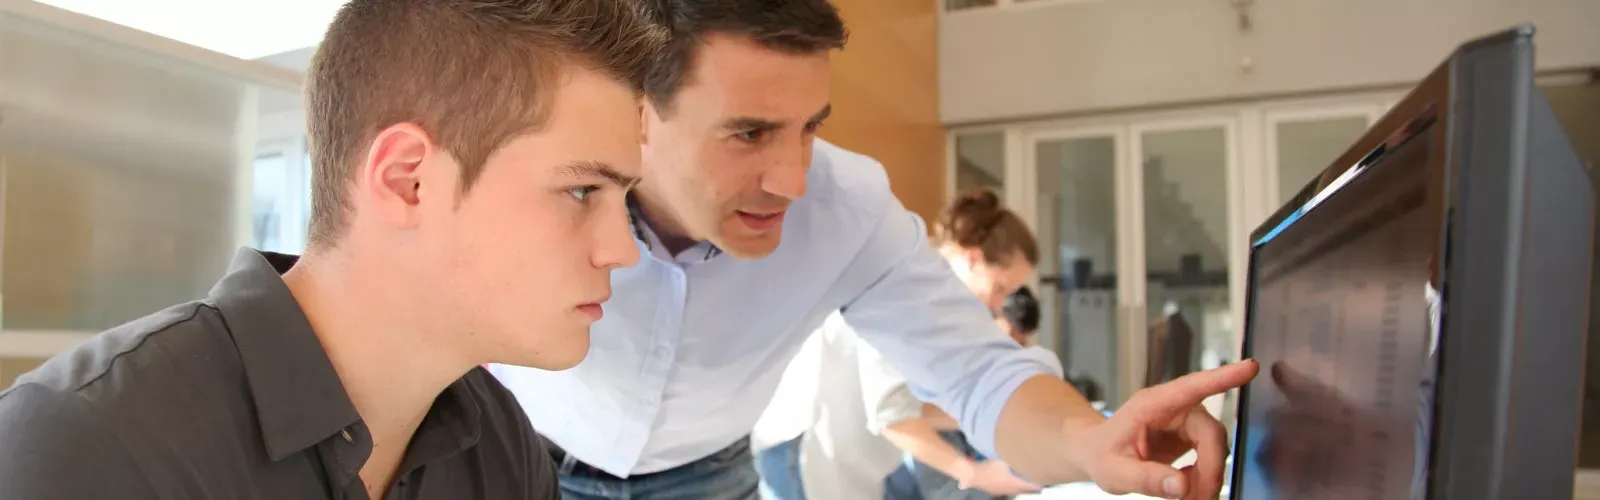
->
xmin=1144 ymin=311 xmax=1195 ymax=388
xmin=1229 ymin=26 xmax=1594 ymax=500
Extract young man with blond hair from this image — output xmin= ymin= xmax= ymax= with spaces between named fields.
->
xmin=0 ymin=1 xmax=662 ymax=498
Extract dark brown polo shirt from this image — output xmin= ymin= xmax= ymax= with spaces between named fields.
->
xmin=0 ymin=249 xmax=559 ymax=499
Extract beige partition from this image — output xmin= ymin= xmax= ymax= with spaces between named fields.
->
xmin=822 ymin=0 xmax=946 ymax=223
xmin=0 ymin=1 xmax=300 ymax=359
xmin=0 ymin=357 xmax=45 ymax=390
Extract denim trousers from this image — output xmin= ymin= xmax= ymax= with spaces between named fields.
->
xmin=753 ymin=434 xmax=807 ymax=500
xmin=555 ymin=437 xmax=761 ymax=500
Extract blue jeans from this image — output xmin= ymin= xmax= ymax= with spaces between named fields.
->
xmin=753 ymin=435 xmax=807 ymax=500
xmin=883 ymin=465 xmax=924 ymax=500
xmin=556 ymin=437 xmax=761 ymax=500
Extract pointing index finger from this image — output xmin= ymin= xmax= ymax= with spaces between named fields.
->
xmin=1131 ymin=360 xmax=1260 ymax=416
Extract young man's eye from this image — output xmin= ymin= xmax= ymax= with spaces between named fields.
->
xmin=802 ymin=121 xmax=824 ymax=134
xmin=568 ymin=185 xmax=600 ymax=202
xmin=735 ymin=129 xmax=766 ymax=142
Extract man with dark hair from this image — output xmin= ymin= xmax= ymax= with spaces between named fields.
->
xmin=491 ymin=1 xmax=1258 ymax=499
xmin=999 ymin=286 xmax=1042 ymax=345
xmin=0 ymin=1 xmax=663 ymax=499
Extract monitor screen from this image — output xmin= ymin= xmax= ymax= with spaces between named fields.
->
xmin=1233 ymin=110 xmax=1446 ymax=500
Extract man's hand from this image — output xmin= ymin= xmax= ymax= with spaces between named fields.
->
xmin=955 ymin=459 xmax=1043 ymax=496
xmin=1066 ymin=360 xmax=1259 ymax=500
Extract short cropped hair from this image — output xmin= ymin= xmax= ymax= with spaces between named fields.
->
xmin=633 ymin=0 xmax=847 ymax=115
xmin=305 ymin=0 xmax=666 ymax=247
xmin=1001 ymin=286 xmax=1041 ymax=335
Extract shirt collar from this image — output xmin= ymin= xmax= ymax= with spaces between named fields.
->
xmin=626 ymin=193 xmax=722 ymax=263
xmin=398 ymin=373 xmax=485 ymax=472
xmin=208 ymin=248 xmax=360 ymax=461
xmin=209 ymin=248 xmax=485 ymax=466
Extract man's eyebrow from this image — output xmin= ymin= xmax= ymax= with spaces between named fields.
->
xmin=559 ymin=160 xmax=640 ymax=189
xmin=808 ymin=104 xmax=832 ymax=124
xmin=720 ymin=105 xmax=832 ymax=132
xmin=720 ymin=117 xmax=782 ymax=132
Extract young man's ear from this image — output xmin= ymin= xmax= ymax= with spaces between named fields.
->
xmin=360 ymin=122 xmax=434 ymax=229
xmin=638 ymin=100 xmax=652 ymax=146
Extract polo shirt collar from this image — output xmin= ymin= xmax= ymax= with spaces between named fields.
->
xmin=208 ymin=248 xmax=360 ymax=461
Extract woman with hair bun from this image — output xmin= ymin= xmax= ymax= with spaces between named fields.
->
xmin=754 ymin=189 xmax=1054 ymax=500
xmin=931 ymin=189 xmax=1041 ymax=313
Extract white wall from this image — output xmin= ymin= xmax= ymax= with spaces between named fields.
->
xmin=940 ymin=0 xmax=1600 ymax=124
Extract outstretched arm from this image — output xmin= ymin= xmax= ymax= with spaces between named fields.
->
xmin=842 ymin=204 xmax=1260 ymax=499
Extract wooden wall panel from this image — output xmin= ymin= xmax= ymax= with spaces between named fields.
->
xmin=821 ymin=0 xmax=945 ymax=224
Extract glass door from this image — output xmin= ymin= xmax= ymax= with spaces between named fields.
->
xmin=951 ymin=131 xmax=1007 ymax=196
xmin=1019 ymin=116 xmax=1243 ymax=408
xmin=998 ymin=99 xmax=1391 ymax=412
xmin=1131 ymin=119 xmax=1239 ymax=410
xmin=1264 ymin=106 xmax=1383 ymax=209
xmin=1026 ymin=128 xmax=1128 ymax=405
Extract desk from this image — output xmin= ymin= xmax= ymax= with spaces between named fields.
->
xmin=1016 ymin=451 xmax=1226 ymax=500
xmin=1017 ymin=483 xmax=1160 ymax=500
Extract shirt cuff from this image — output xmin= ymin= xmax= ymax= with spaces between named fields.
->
xmin=961 ymin=349 xmax=1060 ymax=459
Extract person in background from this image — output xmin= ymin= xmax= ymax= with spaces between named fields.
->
xmin=997 ymin=287 xmax=1042 ymax=346
xmin=0 ymin=1 xmax=663 ymax=498
xmin=753 ymin=190 xmax=1056 ymax=500
xmin=490 ymin=1 xmax=1259 ymax=499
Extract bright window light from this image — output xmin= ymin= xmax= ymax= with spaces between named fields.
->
xmin=31 ymin=0 xmax=344 ymax=59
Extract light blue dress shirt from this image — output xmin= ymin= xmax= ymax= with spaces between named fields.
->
xmin=489 ymin=139 xmax=1059 ymax=476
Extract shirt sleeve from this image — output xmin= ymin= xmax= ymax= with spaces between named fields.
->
xmin=839 ymin=205 xmax=1060 ymax=458
xmin=0 ymin=383 xmax=160 ymax=500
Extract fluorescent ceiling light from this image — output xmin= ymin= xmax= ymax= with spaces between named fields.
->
xmin=30 ymin=0 xmax=344 ymax=59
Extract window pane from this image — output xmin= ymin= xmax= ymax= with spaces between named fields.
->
xmin=0 ymin=357 xmax=46 ymax=390
xmin=1276 ymin=117 xmax=1369 ymax=202
xmin=954 ymin=132 xmax=1005 ymax=196
xmin=0 ymin=13 xmax=260 ymax=330
xmin=1036 ymin=136 xmax=1119 ymax=404
xmin=1140 ymin=126 xmax=1233 ymax=385
xmin=252 ymin=154 xmax=289 ymax=252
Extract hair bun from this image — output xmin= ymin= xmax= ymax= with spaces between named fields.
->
xmin=939 ymin=188 xmax=1006 ymax=248
xmin=932 ymin=187 xmax=1038 ymax=265
xmin=952 ymin=188 xmax=1002 ymax=218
